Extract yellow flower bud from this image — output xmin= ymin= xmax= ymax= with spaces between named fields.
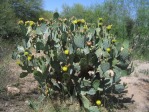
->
xmin=29 ymin=21 xmax=35 ymax=26
xmin=112 ymin=39 xmax=116 ymax=43
xmin=27 ymin=55 xmax=32 ymax=61
xmin=98 ymin=23 xmax=103 ymax=26
xmin=18 ymin=20 xmax=24 ymax=25
xmin=25 ymin=21 xmax=30 ymax=26
xmin=24 ymin=52 xmax=29 ymax=56
xmin=99 ymin=18 xmax=103 ymax=21
xmin=64 ymin=50 xmax=69 ymax=55
xmin=83 ymin=25 xmax=88 ymax=30
xmin=77 ymin=19 xmax=85 ymax=24
xmin=106 ymin=48 xmax=111 ymax=53
xmin=80 ymin=19 xmax=85 ymax=23
xmin=62 ymin=66 xmax=68 ymax=72
xmin=106 ymin=25 xmax=112 ymax=30
xmin=72 ymin=20 xmax=78 ymax=24
xmin=96 ymin=100 xmax=101 ymax=106
xmin=39 ymin=17 xmax=44 ymax=21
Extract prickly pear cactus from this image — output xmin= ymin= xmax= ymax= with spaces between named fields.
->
xmin=13 ymin=15 xmax=133 ymax=111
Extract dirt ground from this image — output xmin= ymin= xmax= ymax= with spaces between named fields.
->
xmin=118 ymin=60 xmax=149 ymax=112
xmin=0 ymin=60 xmax=149 ymax=112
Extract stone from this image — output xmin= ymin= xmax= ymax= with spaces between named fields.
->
xmin=6 ymin=85 xmax=20 ymax=96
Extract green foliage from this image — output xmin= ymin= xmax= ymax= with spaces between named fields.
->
xmin=40 ymin=10 xmax=53 ymax=21
xmin=12 ymin=14 xmax=133 ymax=111
xmin=0 ymin=0 xmax=43 ymax=38
xmin=62 ymin=4 xmax=85 ymax=19
xmin=10 ymin=0 xmax=43 ymax=21
xmin=0 ymin=0 xmax=18 ymax=37
xmin=53 ymin=12 xmax=59 ymax=19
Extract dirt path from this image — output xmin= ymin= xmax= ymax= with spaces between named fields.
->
xmin=119 ymin=60 xmax=149 ymax=112
xmin=0 ymin=60 xmax=38 ymax=112
xmin=0 ymin=60 xmax=149 ymax=112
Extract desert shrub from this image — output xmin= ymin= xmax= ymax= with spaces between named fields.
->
xmin=12 ymin=13 xmax=133 ymax=111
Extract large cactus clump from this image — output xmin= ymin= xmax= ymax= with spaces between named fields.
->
xmin=12 ymin=13 xmax=133 ymax=111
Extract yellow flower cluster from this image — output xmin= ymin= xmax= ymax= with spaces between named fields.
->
xmin=18 ymin=20 xmax=24 ymax=25
xmin=25 ymin=21 xmax=35 ymax=26
xmin=23 ymin=51 xmax=33 ymax=61
xmin=72 ymin=19 xmax=85 ymax=24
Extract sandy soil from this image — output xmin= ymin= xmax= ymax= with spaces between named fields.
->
xmin=0 ymin=60 xmax=149 ymax=112
xmin=118 ymin=60 xmax=149 ymax=112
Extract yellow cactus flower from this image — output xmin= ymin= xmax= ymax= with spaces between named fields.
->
xmin=106 ymin=25 xmax=112 ymax=30
xmin=83 ymin=25 xmax=88 ymax=30
xmin=112 ymin=39 xmax=116 ymax=43
xmin=18 ymin=20 xmax=24 ymax=25
xmin=64 ymin=50 xmax=69 ymax=55
xmin=80 ymin=19 xmax=85 ymax=23
xmin=27 ymin=55 xmax=32 ymax=61
xmin=96 ymin=100 xmax=101 ymax=106
xmin=39 ymin=17 xmax=44 ymax=21
xmin=98 ymin=23 xmax=103 ymax=26
xmin=24 ymin=51 xmax=29 ymax=56
xmin=99 ymin=18 xmax=103 ymax=21
xmin=29 ymin=21 xmax=35 ymax=26
xmin=16 ymin=60 xmax=21 ymax=65
xmin=25 ymin=21 xmax=30 ymax=26
xmin=106 ymin=48 xmax=111 ymax=53
xmin=72 ymin=20 xmax=78 ymax=24
xmin=62 ymin=66 xmax=68 ymax=72
xmin=77 ymin=19 xmax=85 ymax=24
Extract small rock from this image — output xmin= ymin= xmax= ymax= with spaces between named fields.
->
xmin=4 ymin=102 xmax=8 ymax=107
xmin=6 ymin=85 xmax=20 ymax=96
xmin=25 ymin=100 xmax=29 ymax=105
